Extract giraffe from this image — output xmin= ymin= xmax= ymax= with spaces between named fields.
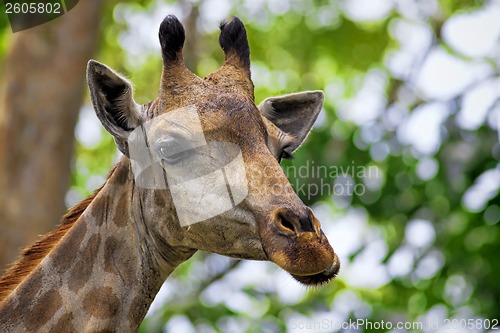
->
xmin=0 ymin=15 xmax=340 ymax=332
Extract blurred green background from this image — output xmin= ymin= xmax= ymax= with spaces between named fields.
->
xmin=0 ymin=0 xmax=499 ymax=332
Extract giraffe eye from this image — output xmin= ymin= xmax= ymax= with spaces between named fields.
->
xmin=159 ymin=146 xmax=185 ymax=164
xmin=278 ymin=150 xmax=293 ymax=163
xmin=157 ymin=139 xmax=191 ymax=165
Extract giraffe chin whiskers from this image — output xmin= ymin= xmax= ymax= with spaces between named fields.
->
xmin=290 ymin=253 xmax=341 ymax=286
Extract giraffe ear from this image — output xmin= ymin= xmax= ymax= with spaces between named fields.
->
xmin=87 ymin=60 xmax=143 ymax=157
xmin=258 ymin=91 xmax=324 ymax=152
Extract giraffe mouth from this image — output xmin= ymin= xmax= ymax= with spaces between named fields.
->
xmin=289 ymin=252 xmax=341 ymax=286
xmin=255 ymin=204 xmax=340 ymax=285
xmin=262 ymin=233 xmax=341 ymax=286
xmin=260 ymin=224 xmax=340 ymax=285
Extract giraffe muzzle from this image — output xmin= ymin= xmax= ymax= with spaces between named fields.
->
xmin=258 ymin=207 xmax=340 ymax=285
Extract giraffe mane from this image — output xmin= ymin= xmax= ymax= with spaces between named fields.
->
xmin=0 ymin=165 xmax=118 ymax=303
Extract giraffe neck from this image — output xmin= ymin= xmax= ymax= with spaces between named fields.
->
xmin=0 ymin=159 xmax=196 ymax=332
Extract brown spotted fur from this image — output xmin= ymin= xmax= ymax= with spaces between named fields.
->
xmin=0 ymin=165 xmax=117 ymax=303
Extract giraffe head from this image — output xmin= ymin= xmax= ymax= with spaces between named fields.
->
xmin=86 ymin=15 xmax=339 ymax=285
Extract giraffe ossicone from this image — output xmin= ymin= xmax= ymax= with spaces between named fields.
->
xmin=0 ymin=14 xmax=340 ymax=332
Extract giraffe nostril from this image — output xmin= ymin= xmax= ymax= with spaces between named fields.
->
xmin=275 ymin=209 xmax=317 ymax=235
xmin=278 ymin=216 xmax=296 ymax=234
